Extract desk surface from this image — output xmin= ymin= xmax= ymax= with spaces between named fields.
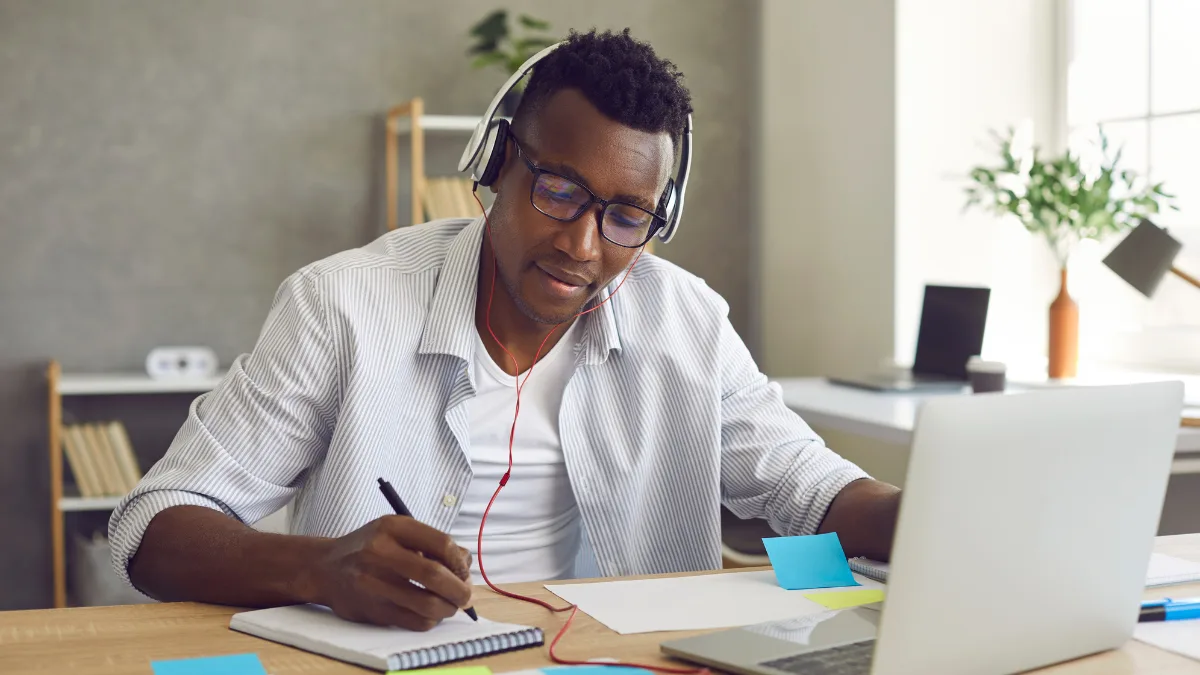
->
xmin=775 ymin=377 xmax=1200 ymax=457
xmin=2 ymin=535 xmax=1199 ymax=675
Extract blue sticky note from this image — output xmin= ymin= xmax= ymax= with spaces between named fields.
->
xmin=762 ymin=532 xmax=860 ymax=590
xmin=151 ymin=653 xmax=267 ymax=675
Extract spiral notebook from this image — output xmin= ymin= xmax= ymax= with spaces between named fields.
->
xmin=848 ymin=552 xmax=1200 ymax=588
xmin=229 ymin=604 xmax=543 ymax=671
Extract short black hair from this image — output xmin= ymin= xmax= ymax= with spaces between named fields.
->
xmin=513 ymin=28 xmax=692 ymax=142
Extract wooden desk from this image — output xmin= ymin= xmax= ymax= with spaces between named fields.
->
xmin=3 ymin=535 xmax=1199 ymax=675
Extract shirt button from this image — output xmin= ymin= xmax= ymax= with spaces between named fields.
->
xmin=442 ymin=494 xmax=458 ymax=507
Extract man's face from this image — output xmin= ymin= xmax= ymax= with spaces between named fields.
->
xmin=486 ymin=88 xmax=673 ymax=325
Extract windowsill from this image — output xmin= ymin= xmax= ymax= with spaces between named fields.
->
xmin=887 ymin=357 xmax=1200 ymax=406
xmin=1004 ymin=360 xmax=1200 ymax=407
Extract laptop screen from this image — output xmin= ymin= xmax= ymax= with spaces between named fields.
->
xmin=911 ymin=285 xmax=991 ymax=379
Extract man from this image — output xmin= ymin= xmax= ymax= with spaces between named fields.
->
xmin=110 ymin=28 xmax=900 ymax=633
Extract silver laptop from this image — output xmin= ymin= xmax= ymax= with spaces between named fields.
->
xmin=662 ymin=382 xmax=1183 ymax=675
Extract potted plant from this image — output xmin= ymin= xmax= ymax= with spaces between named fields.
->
xmin=963 ymin=127 xmax=1176 ymax=379
xmin=468 ymin=9 xmax=556 ymax=117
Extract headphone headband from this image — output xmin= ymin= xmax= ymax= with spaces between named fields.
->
xmin=459 ymin=41 xmax=692 ymax=244
xmin=457 ymin=43 xmax=561 ymax=176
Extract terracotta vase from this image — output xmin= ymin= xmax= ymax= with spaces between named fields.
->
xmin=1048 ymin=267 xmax=1079 ymax=379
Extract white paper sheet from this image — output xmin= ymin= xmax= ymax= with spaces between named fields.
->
xmin=544 ymin=570 xmax=882 ymax=635
xmin=1134 ymin=620 xmax=1200 ymax=661
xmin=1146 ymin=553 xmax=1200 ymax=587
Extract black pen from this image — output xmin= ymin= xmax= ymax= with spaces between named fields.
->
xmin=377 ymin=477 xmax=478 ymax=622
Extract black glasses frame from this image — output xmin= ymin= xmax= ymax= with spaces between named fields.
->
xmin=509 ymin=136 xmax=664 ymax=249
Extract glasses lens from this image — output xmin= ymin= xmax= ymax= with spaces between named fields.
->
xmin=532 ymin=173 xmax=590 ymax=220
xmin=603 ymin=203 xmax=658 ymax=247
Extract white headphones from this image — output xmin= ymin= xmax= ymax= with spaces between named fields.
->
xmin=457 ymin=42 xmax=693 ymax=244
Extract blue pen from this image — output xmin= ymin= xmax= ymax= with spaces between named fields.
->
xmin=1139 ymin=597 xmax=1200 ymax=622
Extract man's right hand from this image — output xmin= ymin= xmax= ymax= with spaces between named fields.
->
xmin=304 ymin=515 xmax=474 ymax=631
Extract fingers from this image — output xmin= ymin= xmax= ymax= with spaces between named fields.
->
xmin=382 ymin=516 xmax=473 ymax=578
xmin=360 ymin=573 xmax=459 ymax=627
xmin=389 ymin=546 xmax=474 ymax=610
xmin=362 ymin=525 xmax=473 ymax=610
xmin=457 ymin=547 xmax=473 ymax=581
xmin=340 ymin=577 xmax=446 ymax=631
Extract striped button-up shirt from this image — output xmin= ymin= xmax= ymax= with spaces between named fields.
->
xmin=108 ymin=216 xmax=869 ymax=586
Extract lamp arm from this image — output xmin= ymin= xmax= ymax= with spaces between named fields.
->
xmin=1172 ymin=266 xmax=1200 ymax=291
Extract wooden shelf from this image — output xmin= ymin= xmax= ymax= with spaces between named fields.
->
xmin=388 ymin=114 xmax=480 ymax=134
xmin=59 ymin=496 xmax=123 ymax=512
xmin=385 ymin=99 xmax=491 ymax=231
xmin=57 ymin=372 xmax=225 ymax=396
xmin=47 ymin=360 xmax=224 ymax=608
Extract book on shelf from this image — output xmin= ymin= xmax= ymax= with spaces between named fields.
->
xmin=83 ymin=423 xmax=124 ymax=495
xmin=423 ymin=177 xmax=441 ymax=220
xmin=423 ymin=176 xmax=477 ymax=221
xmin=451 ymin=176 xmax=476 ymax=216
xmin=423 ymin=177 xmax=447 ymax=220
xmin=60 ymin=421 xmax=143 ymax=498
xmin=105 ymin=421 xmax=142 ymax=492
xmin=61 ymin=425 xmax=101 ymax=497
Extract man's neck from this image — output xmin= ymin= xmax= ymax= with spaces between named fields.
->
xmin=474 ymin=245 xmax=577 ymax=377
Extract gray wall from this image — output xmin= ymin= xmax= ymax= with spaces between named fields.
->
xmin=0 ymin=0 xmax=756 ymax=609
xmin=757 ymin=0 xmax=895 ymax=378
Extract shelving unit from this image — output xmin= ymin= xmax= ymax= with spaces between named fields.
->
xmin=389 ymin=114 xmax=480 ymax=135
xmin=385 ymin=97 xmax=481 ymax=231
xmin=58 ymin=372 xmax=225 ymax=395
xmin=59 ymin=496 xmax=124 ymax=512
xmin=47 ymin=360 xmax=222 ymax=608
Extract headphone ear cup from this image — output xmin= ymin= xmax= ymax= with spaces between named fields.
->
xmin=476 ymin=120 xmax=510 ymax=188
xmin=656 ymin=178 xmax=676 ymax=217
xmin=657 ymin=179 xmax=677 ymax=238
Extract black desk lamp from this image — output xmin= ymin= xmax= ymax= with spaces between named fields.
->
xmin=1102 ymin=218 xmax=1199 ymax=428
xmin=1102 ymin=219 xmax=1199 ymax=296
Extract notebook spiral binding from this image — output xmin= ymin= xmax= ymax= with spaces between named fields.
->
xmin=847 ymin=558 xmax=889 ymax=583
xmin=390 ymin=626 xmax=545 ymax=671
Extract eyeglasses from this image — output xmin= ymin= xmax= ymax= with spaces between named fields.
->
xmin=510 ymin=136 xmax=665 ymax=248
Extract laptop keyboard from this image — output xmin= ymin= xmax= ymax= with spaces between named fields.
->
xmin=759 ymin=640 xmax=875 ymax=675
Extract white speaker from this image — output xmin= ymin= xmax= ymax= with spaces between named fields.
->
xmin=145 ymin=346 xmax=219 ymax=380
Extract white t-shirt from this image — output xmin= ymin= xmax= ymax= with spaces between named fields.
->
xmin=448 ymin=321 xmax=582 ymax=584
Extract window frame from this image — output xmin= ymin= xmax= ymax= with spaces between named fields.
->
xmin=1058 ymin=0 xmax=1200 ymax=373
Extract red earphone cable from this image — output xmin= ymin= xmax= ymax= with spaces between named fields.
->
xmin=470 ymin=191 xmax=706 ymax=674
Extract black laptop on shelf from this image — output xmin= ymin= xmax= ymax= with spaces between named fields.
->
xmin=827 ymin=284 xmax=991 ymax=393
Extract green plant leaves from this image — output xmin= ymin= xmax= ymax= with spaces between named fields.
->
xmin=962 ymin=126 xmax=1178 ymax=265
xmin=513 ymin=37 xmax=557 ymax=54
xmin=468 ymin=9 xmax=507 ymax=53
xmin=470 ymin=52 xmax=508 ymax=70
xmin=466 ymin=9 xmax=555 ymax=76
xmin=519 ymin=14 xmax=550 ymax=30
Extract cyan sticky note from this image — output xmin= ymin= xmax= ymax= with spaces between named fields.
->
xmin=151 ymin=653 xmax=267 ymax=675
xmin=762 ymin=532 xmax=860 ymax=590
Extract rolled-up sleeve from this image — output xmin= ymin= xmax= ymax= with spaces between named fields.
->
xmin=718 ymin=317 xmax=869 ymax=537
xmin=108 ymin=269 xmax=340 ymax=586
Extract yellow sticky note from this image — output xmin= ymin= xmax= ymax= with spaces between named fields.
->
xmin=388 ymin=662 xmax=492 ymax=667
xmin=803 ymin=589 xmax=885 ymax=610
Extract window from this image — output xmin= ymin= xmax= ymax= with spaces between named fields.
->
xmin=1065 ymin=0 xmax=1200 ymax=371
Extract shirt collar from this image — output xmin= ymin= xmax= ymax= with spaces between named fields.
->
xmin=579 ymin=282 xmax=622 ymax=365
xmin=417 ymin=215 xmax=623 ymax=366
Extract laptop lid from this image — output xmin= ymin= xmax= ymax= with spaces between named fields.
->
xmin=871 ymin=382 xmax=1183 ymax=675
xmin=910 ymin=285 xmax=990 ymax=379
